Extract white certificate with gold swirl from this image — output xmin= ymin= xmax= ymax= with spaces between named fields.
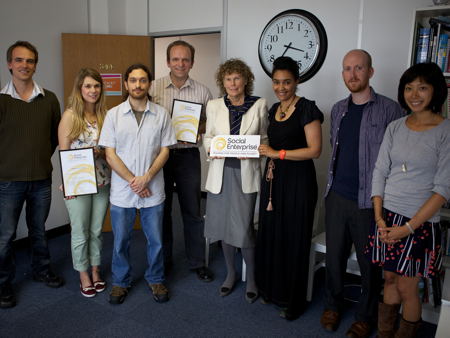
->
xmin=59 ymin=148 xmax=98 ymax=197
xmin=171 ymin=99 xmax=202 ymax=143
xmin=210 ymin=135 xmax=260 ymax=158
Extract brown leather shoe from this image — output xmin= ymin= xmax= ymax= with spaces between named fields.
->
xmin=320 ymin=309 xmax=340 ymax=331
xmin=346 ymin=321 xmax=371 ymax=338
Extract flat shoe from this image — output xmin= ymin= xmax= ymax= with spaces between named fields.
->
xmin=80 ymin=283 xmax=96 ymax=298
xmin=245 ymin=291 xmax=258 ymax=304
xmin=280 ymin=309 xmax=299 ymax=321
xmin=33 ymin=270 xmax=65 ymax=288
xmin=93 ymin=280 xmax=106 ymax=293
xmin=194 ymin=266 xmax=214 ymax=283
xmin=220 ymin=286 xmax=233 ymax=297
xmin=219 ymin=280 xmax=236 ymax=297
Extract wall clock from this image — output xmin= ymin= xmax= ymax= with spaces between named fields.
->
xmin=258 ymin=9 xmax=328 ymax=82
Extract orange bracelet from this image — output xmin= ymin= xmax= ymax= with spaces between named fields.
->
xmin=279 ymin=149 xmax=286 ymax=160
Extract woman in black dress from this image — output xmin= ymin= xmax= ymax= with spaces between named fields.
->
xmin=256 ymin=56 xmax=323 ymax=320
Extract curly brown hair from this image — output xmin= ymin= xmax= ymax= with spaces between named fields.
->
xmin=215 ymin=58 xmax=254 ymax=96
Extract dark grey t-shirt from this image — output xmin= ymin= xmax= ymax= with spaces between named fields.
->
xmin=132 ymin=109 xmax=144 ymax=126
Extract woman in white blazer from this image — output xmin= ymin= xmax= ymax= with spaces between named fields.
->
xmin=203 ymin=59 xmax=268 ymax=303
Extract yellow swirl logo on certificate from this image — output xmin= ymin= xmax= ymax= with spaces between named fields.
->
xmin=59 ymin=148 xmax=98 ymax=197
xmin=213 ymin=137 xmax=227 ymax=151
xmin=210 ymin=135 xmax=260 ymax=158
xmin=171 ymin=99 xmax=203 ymax=143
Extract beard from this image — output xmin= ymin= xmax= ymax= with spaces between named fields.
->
xmin=344 ymin=78 xmax=369 ymax=93
xmin=128 ymin=89 xmax=147 ymax=100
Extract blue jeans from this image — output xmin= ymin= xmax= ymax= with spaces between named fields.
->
xmin=0 ymin=179 xmax=52 ymax=287
xmin=110 ymin=203 xmax=164 ymax=287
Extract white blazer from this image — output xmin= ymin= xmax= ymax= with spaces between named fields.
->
xmin=203 ymin=97 xmax=269 ymax=194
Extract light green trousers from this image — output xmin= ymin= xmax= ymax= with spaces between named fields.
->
xmin=65 ymin=185 xmax=110 ymax=271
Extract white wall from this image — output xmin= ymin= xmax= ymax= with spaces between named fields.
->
xmin=0 ymin=0 xmax=90 ymax=238
xmin=0 ymin=0 xmax=433 ymax=237
xmin=148 ymin=0 xmax=223 ymax=33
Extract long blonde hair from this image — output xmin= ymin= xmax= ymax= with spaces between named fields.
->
xmin=67 ymin=68 xmax=107 ymax=139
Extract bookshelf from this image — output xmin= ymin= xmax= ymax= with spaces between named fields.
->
xmin=407 ymin=7 xmax=450 ymax=325
xmin=408 ymin=5 xmax=450 ymax=74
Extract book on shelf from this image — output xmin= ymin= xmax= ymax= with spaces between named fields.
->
xmin=413 ymin=15 xmax=450 ymax=70
xmin=442 ymin=78 xmax=450 ymax=119
xmin=437 ymin=34 xmax=449 ymax=71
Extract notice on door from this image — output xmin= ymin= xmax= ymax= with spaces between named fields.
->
xmin=101 ymin=73 xmax=122 ymax=96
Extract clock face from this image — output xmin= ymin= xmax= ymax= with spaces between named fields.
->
xmin=258 ymin=9 xmax=327 ymax=82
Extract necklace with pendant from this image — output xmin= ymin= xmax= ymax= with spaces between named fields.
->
xmin=85 ymin=116 xmax=97 ymax=125
xmin=279 ymin=96 xmax=296 ymax=119
xmin=401 ymin=121 xmax=423 ymax=173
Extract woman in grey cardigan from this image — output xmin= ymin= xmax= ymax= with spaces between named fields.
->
xmin=365 ymin=62 xmax=450 ymax=337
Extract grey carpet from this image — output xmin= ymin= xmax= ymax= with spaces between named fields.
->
xmin=0 ymin=196 xmax=437 ymax=337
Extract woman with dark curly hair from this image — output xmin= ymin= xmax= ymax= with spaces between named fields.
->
xmin=203 ymin=58 xmax=268 ymax=303
xmin=256 ymin=56 xmax=323 ymax=321
xmin=366 ymin=62 xmax=450 ymax=337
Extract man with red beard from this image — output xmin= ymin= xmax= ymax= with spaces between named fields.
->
xmin=99 ymin=64 xmax=176 ymax=305
xmin=320 ymin=50 xmax=404 ymax=337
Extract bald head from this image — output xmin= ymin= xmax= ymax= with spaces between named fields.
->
xmin=343 ymin=49 xmax=372 ymax=69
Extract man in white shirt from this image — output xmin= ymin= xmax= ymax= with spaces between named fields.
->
xmin=99 ymin=64 xmax=176 ymax=305
xmin=150 ymin=40 xmax=213 ymax=281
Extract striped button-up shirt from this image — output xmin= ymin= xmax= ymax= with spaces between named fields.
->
xmin=149 ymin=75 xmax=212 ymax=149
xmin=324 ymin=87 xmax=404 ymax=209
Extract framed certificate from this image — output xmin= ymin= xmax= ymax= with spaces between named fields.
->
xmin=59 ymin=148 xmax=98 ymax=197
xmin=171 ymin=99 xmax=203 ymax=144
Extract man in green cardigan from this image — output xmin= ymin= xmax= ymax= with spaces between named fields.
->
xmin=0 ymin=41 xmax=64 ymax=309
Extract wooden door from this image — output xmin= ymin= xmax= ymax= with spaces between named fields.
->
xmin=62 ymin=33 xmax=154 ymax=108
xmin=62 ymin=33 xmax=154 ymax=231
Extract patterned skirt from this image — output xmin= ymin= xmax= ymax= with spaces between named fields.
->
xmin=364 ymin=208 xmax=442 ymax=278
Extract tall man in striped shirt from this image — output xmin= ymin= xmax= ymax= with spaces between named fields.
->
xmin=149 ymin=40 xmax=214 ymax=282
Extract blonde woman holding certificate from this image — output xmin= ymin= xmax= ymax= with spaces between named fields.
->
xmin=58 ymin=68 xmax=111 ymax=298
xmin=204 ymin=59 xmax=268 ymax=303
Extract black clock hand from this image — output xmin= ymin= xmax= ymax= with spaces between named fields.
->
xmin=283 ymin=44 xmax=305 ymax=52
xmin=281 ymin=42 xmax=292 ymax=57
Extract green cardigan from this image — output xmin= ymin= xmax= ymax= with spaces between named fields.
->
xmin=0 ymin=90 xmax=61 ymax=181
